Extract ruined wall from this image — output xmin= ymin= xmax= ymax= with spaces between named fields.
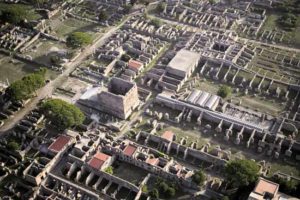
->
xmin=98 ymin=78 xmax=139 ymax=119
xmin=98 ymin=92 xmax=126 ymax=119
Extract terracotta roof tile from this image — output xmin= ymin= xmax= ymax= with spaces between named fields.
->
xmin=48 ymin=135 xmax=71 ymax=153
xmin=146 ymin=158 xmax=159 ymax=166
xmin=88 ymin=157 xmax=105 ymax=169
xmin=94 ymin=152 xmax=110 ymax=161
xmin=128 ymin=60 xmax=143 ymax=70
xmin=254 ymin=178 xmax=279 ymax=196
xmin=161 ymin=131 xmax=174 ymax=142
xmin=123 ymin=144 xmax=137 ymax=157
xmin=88 ymin=152 xmax=111 ymax=170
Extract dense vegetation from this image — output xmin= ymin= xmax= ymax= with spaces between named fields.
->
xmin=150 ymin=18 xmax=162 ymax=28
xmin=278 ymin=13 xmax=298 ymax=31
xmin=275 ymin=0 xmax=300 ymax=14
xmin=6 ymin=68 xmax=46 ymax=101
xmin=66 ymin=32 xmax=93 ymax=48
xmin=148 ymin=178 xmax=177 ymax=199
xmin=271 ymin=176 xmax=300 ymax=197
xmin=156 ymin=2 xmax=166 ymax=13
xmin=104 ymin=166 xmax=113 ymax=174
xmin=98 ymin=10 xmax=108 ymax=21
xmin=217 ymin=85 xmax=232 ymax=98
xmin=274 ymin=0 xmax=299 ymax=30
xmin=225 ymin=159 xmax=260 ymax=188
xmin=0 ymin=3 xmax=35 ymax=24
xmin=191 ymin=169 xmax=206 ymax=186
xmin=7 ymin=140 xmax=20 ymax=151
xmin=41 ymin=99 xmax=85 ymax=130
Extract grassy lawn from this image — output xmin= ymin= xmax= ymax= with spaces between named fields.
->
xmin=192 ymin=79 xmax=285 ymax=116
xmin=0 ymin=54 xmax=58 ymax=83
xmin=48 ymin=15 xmax=100 ymax=39
xmin=113 ymin=162 xmax=148 ymax=186
xmin=259 ymin=11 xmax=300 ymax=47
xmin=157 ymin=124 xmax=209 ymax=149
xmin=0 ymin=3 xmax=42 ymax=21
xmin=238 ymin=95 xmax=285 ymax=116
xmin=262 ymin=14 xmax=279 ymax=30
xmin=269 ymin=161 xmax=300 ymax=177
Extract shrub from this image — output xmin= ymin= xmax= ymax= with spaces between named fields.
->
xmin=149 ymin=188 xmax=159 ymax=199
xmin=104 ymin=166 xmax=113 ymax=174
xmin=217 ymin=85 xmax=232 ymax=98
xmin=192 ymin=169 xmax=206 ymax=186
xmin=98 ymin=10 xmax=108 ymax=21
xmin=66 ymin=32 xmax=92 ymax=48
xmin=7 ymin=141 xmax=20 ymax=151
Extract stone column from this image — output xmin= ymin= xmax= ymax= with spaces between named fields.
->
xmin=235 ymin=126 xmax=244 ymax=145
xmin=215 ymin=120 xmax=223 ymax=133
xmin=246 ymin=129 xmax=256 ymax=148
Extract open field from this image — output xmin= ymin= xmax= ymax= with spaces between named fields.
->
xmin=193 ymin=79 xmax=285 ymax=116
xmin=157 ymin=125 xmax=208 ymax=149
xmin=0 ymin=54 xmax=58 ymax=83
xmin=25 ymin=39 xmax=69 ymax=66
xmin=47 ymin=14 xmax=101 ymax=40
xmin=113 ymin=162 xmax=148 ymax=186
xmin=258 ymin=11 xmax=300 ymax=48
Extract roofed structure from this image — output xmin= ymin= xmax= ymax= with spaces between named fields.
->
xmin=123 ymin=144 xmax=137 ymax=157
xmin=48 ymin=135 xmax=72 ymax=153
xmin=161 ymin=131 xmax=175 ymax=142
xmin=166 ymin=49 xmax=200 ymax=79
xmin=88 ymin=152 xmax=112 ymax=170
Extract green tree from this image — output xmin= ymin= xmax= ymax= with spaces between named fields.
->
xmin=6 ymin=69 xmax=46 ymax=101
xmin=278 ymin=13 xmax=297 ymax=30
xmin=121 ymin=54 xmax=131 ymax=62
xmin=156 ymin=2 xmax=166 ymax=13
xmin=142 ymin=185 xmax=148 ymax=193
xmin=66 ymin=32 xmax=92 ymax=48
xmin=104 ymin=166 xmax=113 ymax=174
xmin=0 ymin=4 xmax=31 ymax=24
xmin=149 ymin=188 xmax=159 ymax=199
xmin=98 ymin=10 xmax=108 ymax=21
xmin=31 ymin=0 xmax=47 ymax=8
xmin=7 ymin=141 xmax=20 ymax=151
xmin=272 ymin=176 xmax=299 ymax=196
xmin=165 ymin=187 xmax=175 ymax=198
xmin=225 ymin=159 xmax=260 ymax=188
xmin=222 ymin=196 xmax=230 ymax=200
xmin=151 ymin=18 xmax=162 ymax=28
xmin=41 ymin=99 xmax=85 ymax=130
xmin=217 ymin=85 xmax=232 ymax=98
xmin=123 ymin=5 xmax=132 ymax=14
xmin=192 ymin=169 xmax=206 ymax=186
xmin=50 ymin=55 xmax=61 ymax=66
xmin=156 ymin=180 xmax=176 ymax=198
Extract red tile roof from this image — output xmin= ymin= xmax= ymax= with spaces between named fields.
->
xmin=48 ymin=135 xmax=71 ymax=153
xmin=123 ymin=144 xmax=137 ymax=157
xmin=94 ymin=152 xmax=110 ymax=162
xmin=161 ymin=131 xmax=174 ymax=142
xmin=254 ymin=178 xmax=279 ymax=196
xmin=146 ymin=157 xmax=159 ymax=166
xmin=88 ymin=152 xmax=111 ymax=170
xmin=128 ymin=60 xmax=143 ymax=71
xmin=88 ymin=157 xmax=105 ymax=170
